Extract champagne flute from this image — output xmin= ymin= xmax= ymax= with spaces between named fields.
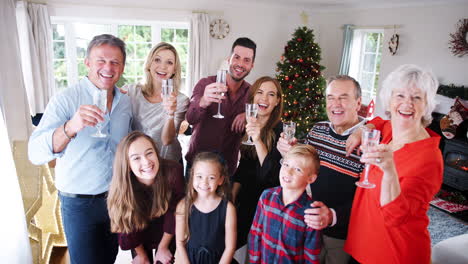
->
xmin=91 ymin=89 xmax=108 ymax=138
xmin=283 ymin=121 xmax=296 ymax=143
xmin=161 ymin=78 xmax=174 ymax=158
xmin=355 ymin=128 xmax=380 ymax=189
xmin=162 ymin=79 xmax=174 ymax=99
xmin=213 ymin=70 xmax=227 ymax=119
xmin=242 ymin=103 xmax=259 ymax=145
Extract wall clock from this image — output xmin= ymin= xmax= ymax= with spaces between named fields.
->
xmin=210 ymin=19 xmax=230 ymax=39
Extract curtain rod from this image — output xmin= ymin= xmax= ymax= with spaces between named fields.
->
xmin=346 ymin=25 xmax=402 ymax=30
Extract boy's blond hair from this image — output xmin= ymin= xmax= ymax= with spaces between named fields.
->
xmin=285 ymin=144 xmax=320 ymax=176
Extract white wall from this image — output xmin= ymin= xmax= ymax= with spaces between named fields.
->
xmin=311 ymin=3 xmax=468 ymax=115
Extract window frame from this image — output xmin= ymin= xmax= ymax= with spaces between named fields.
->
xmin=348 ymin=28 xmax=384 ymax=105
xmin=50 ymin=17 xmax=190 ymax=94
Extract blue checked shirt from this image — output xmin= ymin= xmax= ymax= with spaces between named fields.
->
xmin=28 ymin=77 xmax=132 ymax=194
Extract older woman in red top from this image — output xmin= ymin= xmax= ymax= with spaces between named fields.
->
xmin=344 ymin=64 xmax=443 ymax=264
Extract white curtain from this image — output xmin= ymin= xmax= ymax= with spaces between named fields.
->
xmin=0 ymin=0 xmax=33 ymax=261
xmin=16 ymin=0 xmax=54 ymax=116
xmin=188 ymin=12 xmax=210 ymax=97
xmin=0 ymin=0 xmax=32 ymax=142
xmin=339 ymin=24 xmax=354 ymax=75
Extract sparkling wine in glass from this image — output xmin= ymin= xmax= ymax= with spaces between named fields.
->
xmin=283 ymin=121 xmax=296 ymax=143
xmin=91 ymin=89 xmax=108 ymax=138
xmin=162 ymin=79 xmax=174 ymax=99
xmin=242 ymin=103 xmax=259 ymax=145
xmin=213 ymin=70 xmax=227 ymax=119
xmin=355 ymin=128 xmax=381 ymax=189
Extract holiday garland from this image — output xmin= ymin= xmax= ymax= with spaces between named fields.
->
xmin=449 ymin=19 xmax=468 ymax=57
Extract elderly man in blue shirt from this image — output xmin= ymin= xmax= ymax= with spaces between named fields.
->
xmin=28 ymin=34 xmax=132 ymax=264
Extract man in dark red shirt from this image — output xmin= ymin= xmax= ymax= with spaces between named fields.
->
xmin=185 ymin=37 xmax=256 ymax=177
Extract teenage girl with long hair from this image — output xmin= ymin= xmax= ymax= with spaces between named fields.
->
xmin=175 ymin=152 xmax=237 ymax=264
xmin=231 ymin=76 xmax=284 ymax=248
xmin=107 ymin=131 xmax=185 ymax=264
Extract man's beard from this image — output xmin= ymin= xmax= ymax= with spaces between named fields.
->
xmin=229 ymin=66 xmax=250 ymax=82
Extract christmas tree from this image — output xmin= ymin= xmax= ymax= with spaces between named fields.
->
xmin=276 ymin=26 xmax=327 ymax=139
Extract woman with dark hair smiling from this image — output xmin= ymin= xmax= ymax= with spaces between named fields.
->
xmin=232 ymin=76 xmax=284 ymax=249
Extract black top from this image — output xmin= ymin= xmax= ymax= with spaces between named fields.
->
xmin=186 ymin=199 xmax=228 ymax=264
xmin=233 ymin=122 xmax=282 ymax=247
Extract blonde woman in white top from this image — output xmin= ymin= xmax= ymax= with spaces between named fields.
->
xmin=123 ymin=42 xmax=189 ymax=161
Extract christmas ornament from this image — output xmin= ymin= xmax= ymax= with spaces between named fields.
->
xmin=285 ymin=76 xmax=289 ymax=81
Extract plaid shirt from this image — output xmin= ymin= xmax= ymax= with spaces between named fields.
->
xmin=248 ymin=187 xmax=321 ymax=264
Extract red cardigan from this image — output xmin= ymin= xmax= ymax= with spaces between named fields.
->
xmin=345 ymin=118 xmax=443 ymax=264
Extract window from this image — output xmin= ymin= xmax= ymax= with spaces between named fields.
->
xmin=51 ymin=19 xmax=189 ymax=93
xmin=348 ymin=29 xmax=384 ymax=104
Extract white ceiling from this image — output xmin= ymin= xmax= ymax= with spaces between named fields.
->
xmin=45 ymin=0 xmax=468 ymax=11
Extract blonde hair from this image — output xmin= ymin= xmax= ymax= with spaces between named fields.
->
xmin=380 ymin=64 xmax=439 ymax=127
xmin=285 ymin=144 xmax=320 ymax=175
xmin=107 ymin=131 xmax=171 ymax=234
xmin=241 ymin=76 xmax=283 ymax=158
xmin=181 ymin=152 xmax=231 ymax=242
xmin=141 ymin=42 xmax=182 ymax=97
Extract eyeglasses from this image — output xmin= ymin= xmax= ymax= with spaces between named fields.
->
xmin=279 ymin=159 xmax=304 ymax=175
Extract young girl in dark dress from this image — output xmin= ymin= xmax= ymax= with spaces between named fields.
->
xmin=107 ymin=131 xmax=185 ymax=264
xmin=175 ymin=152 xmax=237 ymax=264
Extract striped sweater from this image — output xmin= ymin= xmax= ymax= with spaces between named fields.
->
xmin=305 ymin=121 xmax=365 ymax=239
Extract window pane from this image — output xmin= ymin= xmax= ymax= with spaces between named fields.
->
xmin=360 ymin=72 xmax=374 ymax=97
xmin=53 ymin=24 xmax=65 ymax=41
xmin=54 ymin=42 xmax=66 ymax=59
xmin=126 ymin=43 xmax=136 ymax=60
xmin=54 ymin=60 xmax=67 ymax=78
xmin=136 ymin=43 xmax=152 ymax=59
xmin=74 ymin=23 xmax=111 ymax=43
xmin=78 ymin=59 xmax=87 ymax=78
xmin=135 ymin=26 xmax=151 ymax=42
xmin=161 ymin=28 xmax=174 ymax=42
xmin=363 ymin=53 xmax=376 ymax=73
xmin=118 ymin=25 xmax=134 ymax=42
xmin=175 ymin=29 xmax=188 ymax=42
xmin=127 ymin=60 xmax=138 ymax=76
xmin=365 ymin=33 xmax=379 ymax=52
xmin=136 ymin=60 xmax=145 ymax=76
xmin=174 ymin=43 xmax=187 ymax=74
xmin=374 ymin=74 xmax=380 ymax=94
xmin=76 ymin=39 xmax=88 ymax=59
xmin=55 ymin=78 xmax=68 ymax=91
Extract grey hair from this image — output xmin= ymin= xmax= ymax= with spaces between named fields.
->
xmin=379 ymin=64 xmax=439 ymax=127
xmin=86 ymin=34 xmax=126 ymax=64
xmin=326 ymin=75 xmax=362 ymax=99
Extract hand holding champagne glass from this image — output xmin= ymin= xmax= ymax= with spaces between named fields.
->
xmin=356 ymin=128 xmax=380 ymax=188
xmin=242 ymin=103 xmax=259 ymax=145
xmin=91 ymin=89 xmax=108 ymax=138
xmin=213 ymin=70 xmax=227 ymax=119
xmin=283 ymin=121 xmax=296 ymax=143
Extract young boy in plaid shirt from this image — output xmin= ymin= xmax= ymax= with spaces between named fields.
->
xmin=248 ymin=144 xmax=321 ymax=264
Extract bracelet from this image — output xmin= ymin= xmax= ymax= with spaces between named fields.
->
xmin=63 ymin=121 xmax=75 ymax=140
